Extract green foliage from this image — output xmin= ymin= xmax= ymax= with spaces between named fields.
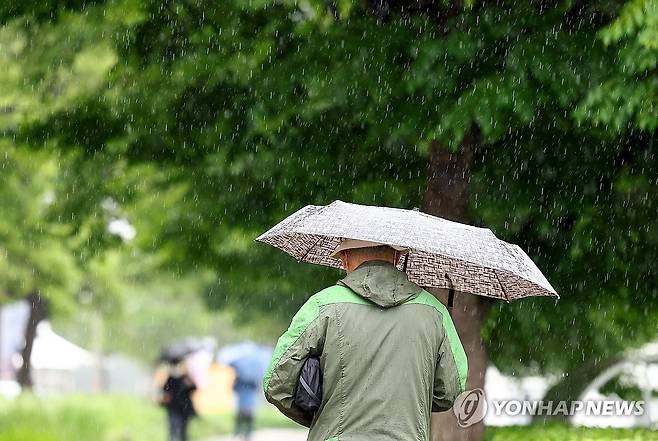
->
xmin=485 ymin=423 xmax=657 ymax=441
xmin=0 ymin=11 xmax=116 ymax=130
xmin=600 ymin=376 xmax=644 ymax=401
xmin=576 ymin=0 xmax=658 ymax=130
xmin=0 ymin=394 xmax=163 ymax=441
xmin=600 ymin=0 xmax=658 ymax=47
xmin=0 ymin=144 xmax=81 ymax=311
xmin=0 ymin=140 xmax=145 ymax=321
xmin=0 ymin=394 xmax=298 ymax=441
xmin=0 ymin=0 xmax=656 ymax=376
xmin=476 ymin=124 xmax=658 ymax=372
xmin=54 ymin=268 xmax=248 ymax=361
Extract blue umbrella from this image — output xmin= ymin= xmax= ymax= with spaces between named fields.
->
xmin=217 ymin=341 xmax=272 ymax=385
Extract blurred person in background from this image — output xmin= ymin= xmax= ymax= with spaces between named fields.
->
xmin=218 ymin=341 xmax=271 ymax=441
xmin=160 ymin=359 xmax=197 ymax=441
xmin=232 ymin=366 xmax=259 ymax=441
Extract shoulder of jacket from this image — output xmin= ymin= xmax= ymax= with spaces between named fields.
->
xmin=311 ymin=284 xmax=372 ymax=307
xmin=404 ymin=290 xmax=450 ymax=318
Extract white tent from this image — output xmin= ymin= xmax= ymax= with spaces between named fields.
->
xmin=30 ymin=321 xmax=94 ymax=370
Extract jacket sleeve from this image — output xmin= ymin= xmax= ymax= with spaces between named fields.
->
xmin=432 ymin=312 xmax=468 ymax=412
xmin=263 ymin=295 xmax=326 ymax=427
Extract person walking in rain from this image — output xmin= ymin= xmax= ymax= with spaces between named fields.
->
xmin=263 ymin=239 xmax=468 ymax=441
xmin=232 ymin=368 xmax=258 ymax=440
xmin=231 ymin=358 xmax=263 ymax=441
xmin=160 ymin=359 xmax=197 ymax=441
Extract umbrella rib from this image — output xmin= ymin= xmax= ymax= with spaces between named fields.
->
xmin=298 ymin=235 xmax=325 ymax=262
xmin=494 ymin=270 xmax=510 ymax=302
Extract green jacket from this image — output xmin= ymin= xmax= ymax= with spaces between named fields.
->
xmin=263 ymin=261 xmax=468 ymax=441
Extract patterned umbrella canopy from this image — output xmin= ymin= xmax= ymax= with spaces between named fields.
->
xmin=256 ymin=200 xmax=558 ymax=301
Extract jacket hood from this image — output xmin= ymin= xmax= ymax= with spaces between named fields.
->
xmin=338 ymin=261 xmax=422 ymax=308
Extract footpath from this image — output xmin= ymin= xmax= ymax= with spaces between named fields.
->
xmin=204 ymin=428 xmax=308 ymax=441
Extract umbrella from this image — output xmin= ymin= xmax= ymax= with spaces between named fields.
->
xmin=217 ymin=341 xmax=272 ymax=384
xmin=256 ymin=200 xmax=557 ymax=302
xmin=160 ymin=336 xmax=216 ymax=364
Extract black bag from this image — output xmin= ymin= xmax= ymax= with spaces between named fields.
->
xmin=294 ymin=356 xmax=322 ymax=416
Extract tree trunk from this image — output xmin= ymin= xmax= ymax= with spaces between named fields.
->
xmin=423 ymin=129 xmax=490 ymax=441
xmin=16 ymin=292 xmax=48 ymax=389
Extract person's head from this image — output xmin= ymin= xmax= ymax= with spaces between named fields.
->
xmin=168 ymin=359 xmax=187 ymax=376
xmin=337 ymin=245 xmax=405 ymax=273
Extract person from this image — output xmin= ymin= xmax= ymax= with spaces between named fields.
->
xmin=263 ymin=239 xmax=468 ymax=441
xmin=232 ymin=369 xmax=258 ymax=441
xmin=228 ymin=353 xmax=263 ymax=441
xmin=160 ymin=360 xmax=197 ymax=441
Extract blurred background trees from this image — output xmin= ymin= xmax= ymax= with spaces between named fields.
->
xmin=0 ymin=1 xmax=656 ymax=438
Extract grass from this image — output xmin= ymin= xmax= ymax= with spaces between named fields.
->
xmin=0 ymin=394 xmax=163 ymax=441
xmin=486 ymin=424 xmax=658 ymax=441
xmin=0 ymin=394 xmax=655 ymax=441
xmin=0 ymin=394 xmax=298 ymax=441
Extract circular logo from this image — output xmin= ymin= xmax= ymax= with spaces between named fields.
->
xmin=453 ymin=388 xmax=487 ymax=427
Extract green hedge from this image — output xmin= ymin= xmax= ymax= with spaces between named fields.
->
xmin=486 ymin=424 xmax=658 ymax=441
